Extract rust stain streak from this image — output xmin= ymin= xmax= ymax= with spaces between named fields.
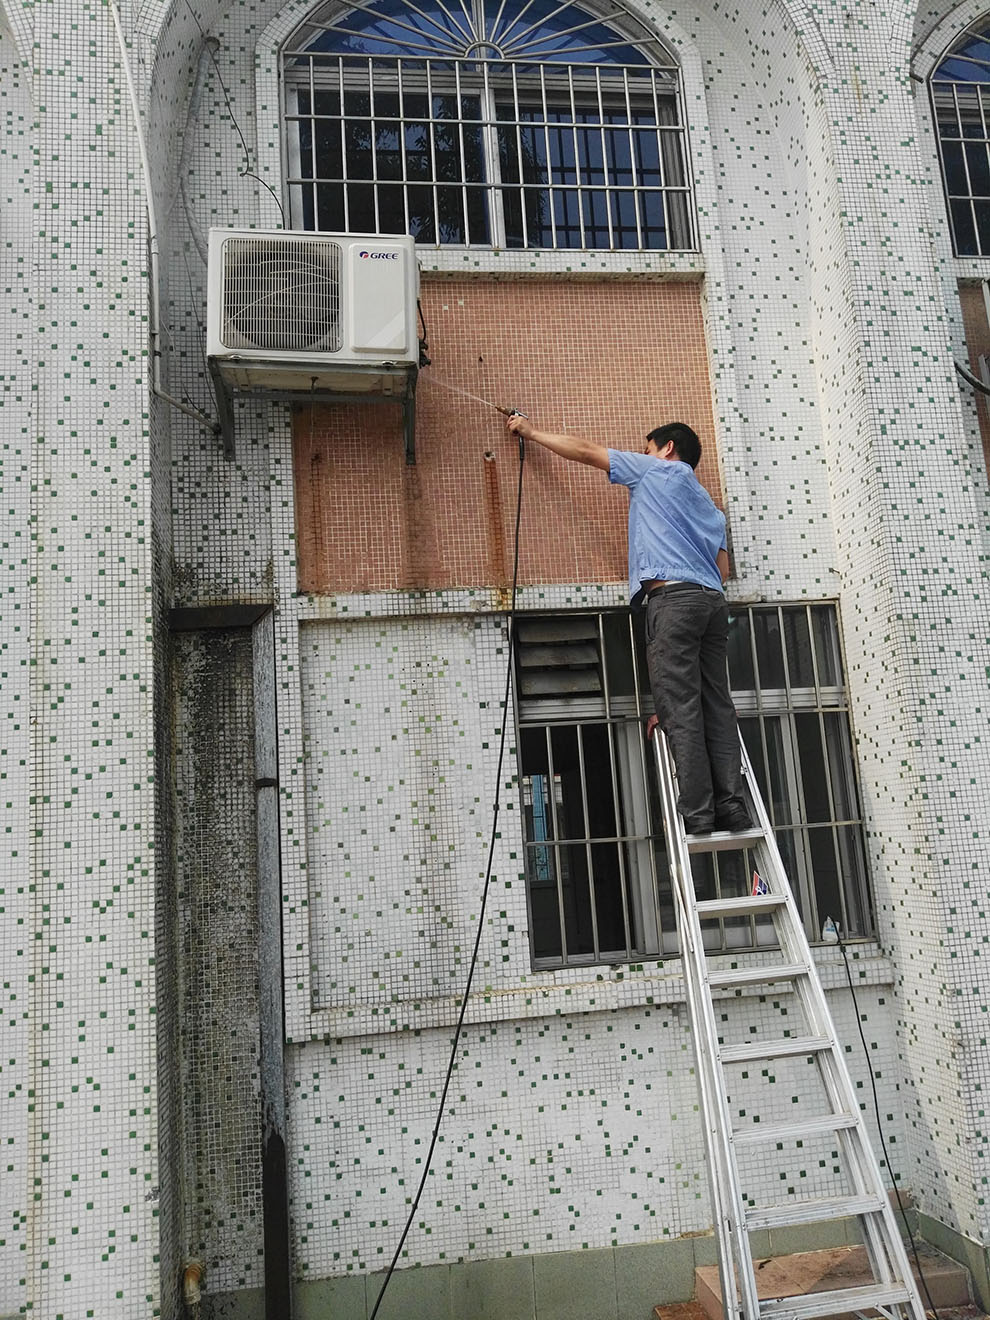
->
xmin=482 ymin=452 xmax=509 ymax=593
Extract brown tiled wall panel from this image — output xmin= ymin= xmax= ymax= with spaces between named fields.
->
xmin=958 ymin=282 xmax=990 ymax=478
xmin=294 ymin=278 xmax=718 ymax=593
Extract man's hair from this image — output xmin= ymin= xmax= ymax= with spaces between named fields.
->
xmin=647 ymin=422 xmax=702 ymax=469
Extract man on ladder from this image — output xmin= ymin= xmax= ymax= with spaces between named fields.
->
xmin=508 ymin=412 xmax=928 ymax=1320
xmin=505 ymin=412 xmax=751 ymax=834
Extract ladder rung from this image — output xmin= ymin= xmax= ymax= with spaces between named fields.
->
xmin=708 ymin=962 xmax=810 ymax=989
xmin=746 ymin=1193 xmax=886 ymax=1231
xmin=687 ymin=827 xmax=766 ymax=853
xmin=758 ymin=1283 xmax=912 ymax=1320
xmin=696 ymin=894 xmax=786 ymax=920
xmin=719 ymin=1034 xmax=833 ymax=1064
xmin=733 ymin=1111 xmax=859 ymax=1145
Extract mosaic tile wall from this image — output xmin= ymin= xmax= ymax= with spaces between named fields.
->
xmin=0 ymin=13 xmax=35 ymax=1317
xmin=289 ymin=978 xmax=905 ymax=1278
xmin=0 ymin=0 xmax=177 ymax=1313
xmin=800 ymin=6 xmax=990 ymax=1249
xmin=4 ymin=0 xmax=990 ymax=1314
xmin=287 ymin=598 xmax=909 ymax=1272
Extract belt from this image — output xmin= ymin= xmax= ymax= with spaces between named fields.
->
xmin=645 ymin=581 xmax=720 ymax=601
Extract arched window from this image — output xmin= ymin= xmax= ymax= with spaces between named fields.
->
xmin=932 ymin=19 xmax=990 ymax=255
xmin=282 ymin=0 xmax=693 ymax=249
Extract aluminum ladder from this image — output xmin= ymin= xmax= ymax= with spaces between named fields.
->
xmin=651 ymin=728 xmax=927 ymax=1320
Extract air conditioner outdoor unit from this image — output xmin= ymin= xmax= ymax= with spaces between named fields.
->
xmin=206 ymin=228 xmax=421 ymax=458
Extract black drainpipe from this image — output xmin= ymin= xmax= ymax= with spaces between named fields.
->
xmin=253 ymin=609 xmax=293 ymax=1320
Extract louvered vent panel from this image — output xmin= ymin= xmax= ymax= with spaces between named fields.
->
xmin=516 ymin=617 xmax=604 ymax=707
xmin=220 ymin=236 xmax=342 ymax=353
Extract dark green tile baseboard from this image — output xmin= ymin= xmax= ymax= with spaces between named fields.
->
xmin=200 ymin=1215 xmax=874 ymax=1319
xmin=916 ymin=1212 xmax=990 ymax=1311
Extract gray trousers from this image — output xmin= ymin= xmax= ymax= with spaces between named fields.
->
xmin=645 ymin=583 xmax=746 ymax=829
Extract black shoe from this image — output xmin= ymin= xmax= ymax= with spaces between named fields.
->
xmin=715 ymin=808 xmax=754 ymax=833
xmin=683 ymin=816 xmax=715 ymax=836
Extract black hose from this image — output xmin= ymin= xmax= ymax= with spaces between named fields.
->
xmin=955 ymin=358 xmax=990 ymax=397
xmin=368 ymin=436 xmax=525 ymax=1320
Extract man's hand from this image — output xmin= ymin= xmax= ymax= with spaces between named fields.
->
xmin=504 ymin=415 xmax=610 ymax=471
xmin=507 ymin=413 xmax=532 ymax=442
xmin=645 ymin=713 xmax=659 ymax=741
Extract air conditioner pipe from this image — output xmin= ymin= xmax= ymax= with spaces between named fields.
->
xmin=955 ymin=357 xmax=990 ymax=397
xmin=109 ymin=0 xmax=219 ymax=436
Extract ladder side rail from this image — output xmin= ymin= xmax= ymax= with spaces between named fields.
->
xmin=814 ymin=1052 xmax=920 ymax=1298
xmin=738 ymin=741 xmax=927 ymax=1320
xmin=776 ymin=978 xmax=922 ymax=1313
xmin=739 ymin=738 xmax=862 ymax=1065
xmin=655 ymin=732 xmax=750 ymax=1320
xmin=718 ymin=860 xmax=902 ymax=1283
xmin=680 ymin=925 xmax=751 ymax=1320
xmin=653 ymin=729 xmax=760 ymax=1320
xmin=835 ymin=1130 xmax=904 ymax=1291
xmin=741 ymin=812 xmax=904 ymax=1284
xmin=738 ymin=797 xmax=902 ymax=1291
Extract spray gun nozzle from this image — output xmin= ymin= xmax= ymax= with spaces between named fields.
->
xmin=497 ymin=406 xmax=528 ymax=419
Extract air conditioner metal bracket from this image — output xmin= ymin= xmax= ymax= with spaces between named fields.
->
xmin=209 ymin=359 xmax=239 ymax=460
xmin=208 ymin=360 xmax=419 ymax=464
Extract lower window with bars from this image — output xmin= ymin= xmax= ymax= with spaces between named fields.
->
xmin=514 ymin=604 xmax=873 ymax=969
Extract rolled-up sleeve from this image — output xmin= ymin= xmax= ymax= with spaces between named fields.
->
xmin=608 ymin=449 xmax=652 ymax=488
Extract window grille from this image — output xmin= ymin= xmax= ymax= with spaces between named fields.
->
xmin=931 ymin=20 xmax=990 ymax=256
xmin=282 ymin=0 xmax=694 ymax=250
xmin=514 ymin=604 xmax=872 ymax=969
xmin=724 ymin=604 xmax=872 ymax=950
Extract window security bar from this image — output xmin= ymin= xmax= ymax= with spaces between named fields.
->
xmin=283 ymin=51 xmax=693 ymax=250
xmin=514 ymin=605 xmax=872 ymax=970
xmin=931 ymin=19 xmax=990 ymax=255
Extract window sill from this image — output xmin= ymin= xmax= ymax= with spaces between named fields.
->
xmin=300 ymin=941 xmax=892 ymax=1041
xmin=416 ymin=247 xmax=705 ymax=280
xmin=953 ymin=257 xmax=990 ymax=282
xmin=292 ymin=583 xmax=631 ymax=620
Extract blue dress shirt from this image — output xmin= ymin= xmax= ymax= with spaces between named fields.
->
xmin=607 ymin=450 xmax=726 ymax=602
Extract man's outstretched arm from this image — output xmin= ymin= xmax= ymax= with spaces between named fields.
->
xmin=507 ymin=414 xmax=610 ymax=471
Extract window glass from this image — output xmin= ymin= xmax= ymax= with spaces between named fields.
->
xmin=757 ymin=714 xmax=796 ymax=827
xmin=283 ymin=0 xmax=692 ymax=251
xmin=727 ymin=610 xmax=756 ymax=691
xmin=794 ymin=712 xmax=830 ymax=822
xmin=753 ymin=610 xmax=786 ymax=690
xmin=782 ymin=609 xmax=815 ymax=687
xmin=601 ymin=611 xmax=637 ymax=698
xmin=823 ymin=712 xmax=858 ymax=819
xmin=810 ymin=605 xmax=841 ymax=687
xmin=931 ymin=22 xmax=990 ymax=255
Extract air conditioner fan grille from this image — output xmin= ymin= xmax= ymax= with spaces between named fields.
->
xmin=221 ymin=237 xmax=342 ymax=353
